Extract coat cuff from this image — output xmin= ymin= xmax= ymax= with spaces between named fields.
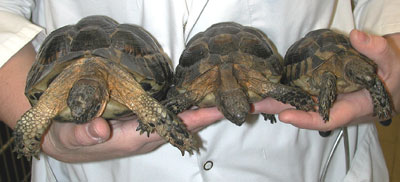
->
xmin=0 ymin=11 xmax=43 ymax=67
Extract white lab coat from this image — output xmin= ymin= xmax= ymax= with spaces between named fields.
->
xmin=0 ymin=0 xmax=399 ymax=181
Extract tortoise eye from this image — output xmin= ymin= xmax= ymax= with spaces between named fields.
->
xmin=180 ymin=43 xmax=209 ymax=67
xmin=33 ymin=92 xmax=43 ymax=100
xmin=140 ymin=82 xmax=152 ymax=91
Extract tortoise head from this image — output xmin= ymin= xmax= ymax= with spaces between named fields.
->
xmin=216 ymin=88 xmax=250 ymax=126
xmin=67 ymin=77 xmax=109 ymax=124
xmin=343 ymin=54 xmax=377 ymax=86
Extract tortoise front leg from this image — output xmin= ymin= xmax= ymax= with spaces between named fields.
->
xmin=255 ymin=82 xmax=316 ymax=112
xmin=163 ymin=91 xmax=197 ymax=115
xmin=344 ymin=60 xmax=392 ymax=119
xmin=247 ymin=81 xmax=315 ymax=123
xmin=14 ymin=69 xmax=78 ymax=159
xmin=111 ymin=85 xmax=198 ymax=155
xmin=365 ymin=77 xmax=392 ymax=119
xmin=13 ymin=58 xmax=98 ymax=159
xmin=14 ymin=103 xmax=61 ymax=160
xmin=164 ymin=66 xmax=218 ymax=115
xmin=107 ymin=63 xmax=198 ymax=155
xmin=318 ymin=71 xmax=337 ymax=122
xmin=261 ymin=113 xmax=277 ymax=124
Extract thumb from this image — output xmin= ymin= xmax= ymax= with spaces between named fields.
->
xmin=349 ymin=29 xmax=391 ymax=74
xmin=70 ymin=117 xmax=111 ymax=146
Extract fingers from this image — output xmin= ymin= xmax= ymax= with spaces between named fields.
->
xmin=278 ymin=90 xmax=372 ymax=131
xmin=41 ymin=117 xmax=165 ymax=162
xmin=71 ymin=118 xmax=111 ymax=146
xmin=40 ymin=106 xmax=224 ymax=162
xmin=178 ymin=107 xmax=224 ymax=131
xmin=251 ymin=97 xmax=295 ymax=114
xmin=42 ymin=118 xmax=112 ymax=156
xmin=177 ymin=98 xmax=291 ymax=128
xmin=350 ymin=30 xmax=388 ymax=61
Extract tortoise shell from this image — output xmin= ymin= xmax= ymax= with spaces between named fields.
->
xmin=282 ymin=29 xmax=376 ymax=94
xmin=15 ymin=16 xmax=198 ymax=159
xmin=174 ymin=22 xmax=283 ymax=88
xmin=164 ymin=22 xmax=315 ymax=125
xmin=283 ymin=29 xmax=392 ymax=121
xmin=26 ymin=15 xmax=173 ymax=120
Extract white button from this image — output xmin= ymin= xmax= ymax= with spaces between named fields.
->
xmin=203 ymin=161 xmax=213 ymax=170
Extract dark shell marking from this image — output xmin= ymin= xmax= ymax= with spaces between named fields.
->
xmin=14 ymin=15 xmax=197 ymax=159
xmin=27 ymin=16 xmax=172 ymax=105
xmin=283 ymin=29 xmax=392 ymax=121
xmin=164 ymin=22 xmax=315 ymax=125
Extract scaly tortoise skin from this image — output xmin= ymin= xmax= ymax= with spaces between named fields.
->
xmin=282 ymin=29 xmax=392 ymax=122
xmin=14 ymin=15 xmax=197 ymax=159
xmin=164 ymin=22 xmax=315 ymax=125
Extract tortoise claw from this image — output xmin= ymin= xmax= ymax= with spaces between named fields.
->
xmin=136 ymin=122 xmax=154 ymax=137
xmin=13 ymin=130 xmax=41 ymax=161
xmin=13 ymin=108 xmax=49 ymax=161
xmin=262 ymin=113 xmax=277 ymax=124
xmin=367 ymin=77 xmax=393 ymax=120
xmin=179 ymin=144 xmax=198 ymax=156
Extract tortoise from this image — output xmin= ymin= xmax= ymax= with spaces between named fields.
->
xmin=282 ymin=28 xmax=392 ymax=122
xmin=163 ymin=22 xmax=315 ymax=126
xmin=13 ymin=15 xmax=197 ymax=159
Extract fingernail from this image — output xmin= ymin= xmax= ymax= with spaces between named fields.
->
xmin=87 ymin=123 xmax=105 ymax=143
xmin=357 ymin=30 xmax=370 ymax=44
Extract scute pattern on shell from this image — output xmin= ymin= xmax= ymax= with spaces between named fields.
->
xmin=282 ymin=29 xmax=354 ymax=83
xmin=175 ymin=22 xmax=281 ymax=87
xmin=283 ymin=29 xmax=392 ymax=122
xmin=15 ymin=15 xmax=198 ymax=160
xmin=26 ymin=16 xmax=173 ymax=106
xmin=164 ymin=22 xmax=315 ymax=125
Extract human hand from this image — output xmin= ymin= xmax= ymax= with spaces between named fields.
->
xmin=41 ymin=107 xmax=223 ymax=163
xmin=277 ymin=29 xmax=400 ymax=131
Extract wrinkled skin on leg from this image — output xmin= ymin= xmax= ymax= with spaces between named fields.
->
xmin=14 ymin=59 xmax=86 ymax=159
xmin=104 ymin=58 xmax=197 ymax=155
xmin=244 ymin=75 xmax=316 ymax=112
xmin=318 ymin=71 xmax=337 ymax=122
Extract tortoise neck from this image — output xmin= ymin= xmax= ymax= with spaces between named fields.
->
xmin=67 ymin=58 xmax=110 ymax=124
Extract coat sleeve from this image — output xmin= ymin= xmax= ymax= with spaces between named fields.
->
xmin=353 ymin=0 xmax=400 ymax=35
xmin=0 ymin=0 xmax=43 ymax=67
